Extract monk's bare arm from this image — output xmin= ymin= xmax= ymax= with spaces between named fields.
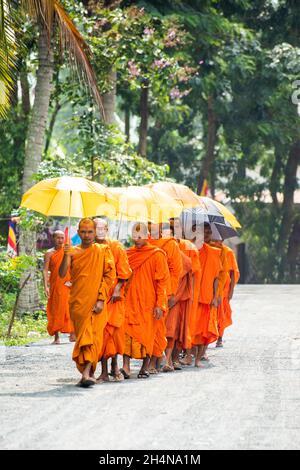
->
xmin=212 ymin=278 xmax=219 ymax=307
xmin=228 ymin=270 xmax=235 ymax=300
xmin=59 ymin=245 xmax=71 ymax=278
xmin=154 ymin=253 xmax=169 ymax=319
xmin=43 ymin=252 xmax=51 ymax=298
xmin=111 ymin=279 xmax=127 ymax=303
xmin=95 ymin=247 xmax=116 ymax=313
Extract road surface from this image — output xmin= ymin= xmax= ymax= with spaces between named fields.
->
xmin=1 ymin=285 xmax=300 ymax=450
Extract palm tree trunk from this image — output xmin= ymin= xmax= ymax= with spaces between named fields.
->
xmin=22 ymin=27 xmax=54 ymax=192
xmin=18 ymin=27 xmax=54 ymax=315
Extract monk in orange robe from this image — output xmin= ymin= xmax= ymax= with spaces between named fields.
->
xmin=59 ymin=218 xmax=116 ymax=388
xmin=121 ymin=223 xmax=169 ymax=379
xmin=212 ymin=242 xmax=240 ymax=347
xmin=94 ymin=218 xmax=132 ymax=382
xmin=168 ymin=218 xmax=201 ymax=368
xmin=210 ymin=240 xmax=229 ymax=348
xmin=190 ymin=222 xmax=222 ymax=367
xmin=148 ymin=222 xmax=182 ymax=373
xmin=43 ymin=230 xmax=74 ymax=345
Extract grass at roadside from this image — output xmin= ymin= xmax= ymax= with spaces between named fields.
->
xmin=0 ymin=292 xmax=48 ymax=346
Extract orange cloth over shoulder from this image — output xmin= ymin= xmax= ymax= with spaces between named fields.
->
xmin=125 ymin=244 xmax=169 ymax=358
xmin=47 ymin=247 xmax=73 ymax=337
xmin=190 ymin=243 xmax=222 ymax=346
xmin=210 ymin=242 xmax=230 ymax=337
xmin=221 ymin=246 xmax=240 ymax=335
xmin=69 ymin=244 xmax=116 ymax=373
xmin=149 ymin=237 xmax=182 ymax=357
xmin=101 ymin=239 xmax=132 ymax=359
xmin=166 ymin=249 xmax=193 ymax=350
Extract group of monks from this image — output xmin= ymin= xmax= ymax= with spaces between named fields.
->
xmin=43 ymin=216 xmax=239 ymax=387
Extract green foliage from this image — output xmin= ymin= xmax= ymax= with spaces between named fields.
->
xmin=0 ymin=296 xmax=47 ymax=346
xmin=0 ymin=253 xmax=47 ymax=345
xmin=0 ymin=253 xmax=35 ymax=293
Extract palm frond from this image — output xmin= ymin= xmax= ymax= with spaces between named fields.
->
xmin=21 ymin=0 xmax=104 ymax=117
xmin=54 ymin=1 xmax=104 ymax=118
xmin=0 ymin=0 xmax=17 ymax=119
xmin=22 ymin=0 xmax=55 ymax=44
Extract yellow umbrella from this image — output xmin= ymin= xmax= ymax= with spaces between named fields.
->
xmin=199 ymin=196 xmax=241 ymax=229
xmin=147 ymin=181 xmax=241 ymax=228
xmin=20 ymin=176 xmax=119 ymax=222
xmin=110 ymin=186 xmax=182 ymax=224
xmin=146 ymin=181 xmax=207 ymax=210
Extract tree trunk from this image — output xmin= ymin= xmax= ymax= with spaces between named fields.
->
xmin=270 ymin=146 xmax=283 ymax=211
xmin=125 ymin=107 xmax=130 ymax=142
xmin=102 ymin=69 xmax=117 ymax=125
xmin=44 ymin=99 xmax=61 ymax=154
xmin=20 ymin=66 xmax=31 ymax=116
xmin=22 ymin=28 xmax=54 ymax=193
xmin=138 ymin=84 xmax=149 ymax=157
xmin=16 ymin=230 xmax=41 ymax=315
xmin=277 ymin=141 xmax=300 ymax=280
xmin=197 ymin=96 xmax=218 ymax=195
xmin=18 ymin=27 xmax=54 ymax=315
xmin=287 ymin=217 xmax=300 ymax=283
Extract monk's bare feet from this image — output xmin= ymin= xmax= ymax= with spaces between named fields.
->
xmin=69 ymin=332 xmax=76 ymax=342
xmin=194 ymin=359 xmax=204 ymax=368
xmin=80 ymin=375 xmax=96 ymax=388
xmin=96 ymin=373 xmax=110 ymax=384
xmin=216 ymin=338 xmax=223 ymax=348
xmin=111 ymin=365 xmax=124 ymax=382
xmin=179 ymin=354 xmax=193 ymax=366
xmin=162 ymin=364 xmax=174 ymax=373
xmin=51 ymin=333 xmax=60 ymax=345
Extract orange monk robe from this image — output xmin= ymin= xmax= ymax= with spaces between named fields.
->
xmin=148 ymin=237 xmax=183 ymax=357
xmin=165 ymin=250 xmax=193 ymax=350
xmin=210 ymin=242 xmax=230 ymax=338
xmin=101 ymin=240 xmax=132 ymax=359
xmin=47 ymin=247 xmax=73 ymax=337
xmin=190 ymin=243 xmax=222 ymax=346
xmin=176 ymin=239 xmax=202 ymax=349
xmin=124 ymin=245 xmax=169 ymax=359
xmin=69 ymin=244 xmax=116 ymax=373
xmin=222 ymin=247 xmax=240 ymax=334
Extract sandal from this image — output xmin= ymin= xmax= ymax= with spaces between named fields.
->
xmin=137 ymin=370 xmax=150 ymax=379
xmin=148 ymin=368 xmax=158 ymax=375
xmin=112 ymin=372 xmax=125 ymax=382
xmin=120 ymin=368 xmax=130 ymax=380
xmin=173 ymin=361 xmax=182 ymax=370
xmin=162 ymin=364 xmax=174 ymax=373
xmin=79 ymin=379 xmax=96 ymax=388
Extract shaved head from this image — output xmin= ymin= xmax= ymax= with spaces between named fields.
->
xmin=78 ymin=218 xmax=96 ymax=229
xmin=52 ymin=230 xmax=65 ymax=248
xmin=94 ymin=217 xmax=109 ymax=242
xmin=53 ymin=230 xmax=64 ymax=239
xmin=132 ymin=222 xmax=149 ymax=248
xmin=78 ymin=218 xmax=96 ymax=247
